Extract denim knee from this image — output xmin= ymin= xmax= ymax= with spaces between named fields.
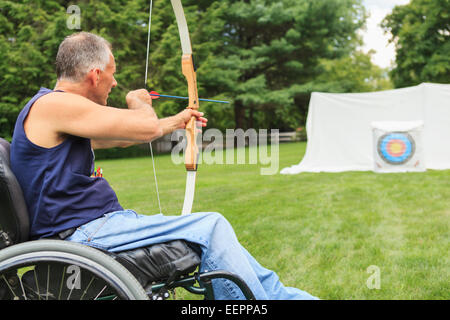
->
xmin=196 ymin=211 xmax=229 ymax=226
xmin=206 ymin=212 xmax=234 ymax=231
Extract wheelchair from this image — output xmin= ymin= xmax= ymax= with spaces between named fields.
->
xmin=0 ymin=137 xmax=255 ymax=300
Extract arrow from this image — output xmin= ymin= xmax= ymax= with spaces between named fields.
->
xmin=149 ymin=91 xmax=229 ymax=104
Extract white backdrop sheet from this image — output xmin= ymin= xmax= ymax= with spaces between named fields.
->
xmin=281 ymin=83 xmax=450 ymax=174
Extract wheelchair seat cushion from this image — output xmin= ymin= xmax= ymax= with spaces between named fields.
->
xmin=109 ymin=240 xmax=201 ymax=287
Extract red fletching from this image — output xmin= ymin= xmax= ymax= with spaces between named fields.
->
xmin=149 ymin=91 xmax=160 ymax=99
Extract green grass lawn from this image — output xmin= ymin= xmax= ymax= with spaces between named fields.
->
xmin=96 ymin=142 xmax=449 ymax=300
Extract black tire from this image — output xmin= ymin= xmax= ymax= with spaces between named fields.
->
xmin=0 ymin=240 xmax=149 ymax=300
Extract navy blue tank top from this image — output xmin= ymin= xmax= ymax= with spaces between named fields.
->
xmin=10 ymin=87 xmax=123 ymax=239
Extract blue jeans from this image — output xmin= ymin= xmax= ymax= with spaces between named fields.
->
xmin=66 ymin=210 xmax=318 ymax=300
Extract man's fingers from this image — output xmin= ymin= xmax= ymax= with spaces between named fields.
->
xmin=189 ymin=110 xmax=203 ymax=117
xmin=185 ymin=109 xmax=207 ymax=122
xmin=126 ymin=89 xmax=153 ymax=109
xmin=197 ymin=117 xmax=208 ymax=126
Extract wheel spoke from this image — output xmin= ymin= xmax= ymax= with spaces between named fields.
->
xmin=17 ymin=274 xmax=27 ymax=300
xmin=58 ymin=266 xmax=66 ymax=300
xmin=1 ymin=274 xmax=19 ymax=300
xmin=33 ymin=268 xmax=40 ymax=300
xmin=46 ymin=265 xmax=50 ymax=300
xmin=80 ymin=276 xmax=95 ymax=301
xmin=94 ymin=285 xmax=107 ymax=300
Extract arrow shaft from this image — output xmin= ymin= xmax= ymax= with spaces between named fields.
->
xmin=149 ymin=93 xmax=229 ymax=104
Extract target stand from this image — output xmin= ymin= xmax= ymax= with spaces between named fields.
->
xmin=371 ymin=121 xmax=426 ymax=173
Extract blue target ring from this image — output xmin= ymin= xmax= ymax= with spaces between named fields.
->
xmin=377 ymin=132 xmax=415 ymax=165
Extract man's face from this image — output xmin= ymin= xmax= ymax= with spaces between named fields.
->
xmin=93 ymin=53 xmax=117 ymax=105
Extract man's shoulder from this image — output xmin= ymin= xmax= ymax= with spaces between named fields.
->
xmin=34 ymin=90 xmax=81 ymax=109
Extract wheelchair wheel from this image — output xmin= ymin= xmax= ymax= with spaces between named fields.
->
xmin=0 ymin=240 xmax=149 ymax=300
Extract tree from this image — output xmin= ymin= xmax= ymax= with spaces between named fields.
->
xmin=297 ymin=50 xmax=393 ymax=94
xmin=0 ymin=0 xmax=153 ymax=140
xmin=214 ymin=0 xmax=368 ymax=130
xmin=0 ymin=0 xmax=65 ymax=139
xmin=382 ymin=0 xmax=450 ymax=88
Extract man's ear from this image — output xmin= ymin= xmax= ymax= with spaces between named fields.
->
xmin=87 ymin=68 xmax=101 ymax=87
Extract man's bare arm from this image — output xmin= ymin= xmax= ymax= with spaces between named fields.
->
xmin=91 ymin=110 xmax=208 ymax=150
xmin=90 ymin=139 xmax=140 ymax=150
xmin=25 ymin=91 xmax=163 ymax=149
xmin=91 ymin=116 xmax=178 ymax=150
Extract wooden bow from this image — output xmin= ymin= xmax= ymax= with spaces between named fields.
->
xmin=171 ymin=0 xmax=200 ymax=214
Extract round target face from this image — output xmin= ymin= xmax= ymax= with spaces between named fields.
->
xmin=377 ymin=132 xmax=415 ymax=165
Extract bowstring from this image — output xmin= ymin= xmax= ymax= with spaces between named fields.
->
xmin=145 ymin=0 xmax=162 ymax=215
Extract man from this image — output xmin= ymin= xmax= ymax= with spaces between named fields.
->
xmin=10 ymin=32 xmax=317 ymax=300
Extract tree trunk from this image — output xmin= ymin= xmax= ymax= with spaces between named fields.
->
xmin=234 ymin=101 xmax=246 ymax=129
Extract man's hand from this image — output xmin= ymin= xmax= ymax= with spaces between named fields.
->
xmin=159 ymin=109 xmax=207 ymax=136
xmin=126 ymin=89 xmax=153 ymax=110
xmin=176 ymin=109 xmax=208 ymax=129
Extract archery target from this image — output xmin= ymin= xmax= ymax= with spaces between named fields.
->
xmin=377 ymin=132 xmax=415 ymax=165
xmin=372 ymin=121 xmax=425 ymax=173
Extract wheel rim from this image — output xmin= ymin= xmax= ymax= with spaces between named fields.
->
xmin=0 ymin=252 xmax=137 ymax=300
